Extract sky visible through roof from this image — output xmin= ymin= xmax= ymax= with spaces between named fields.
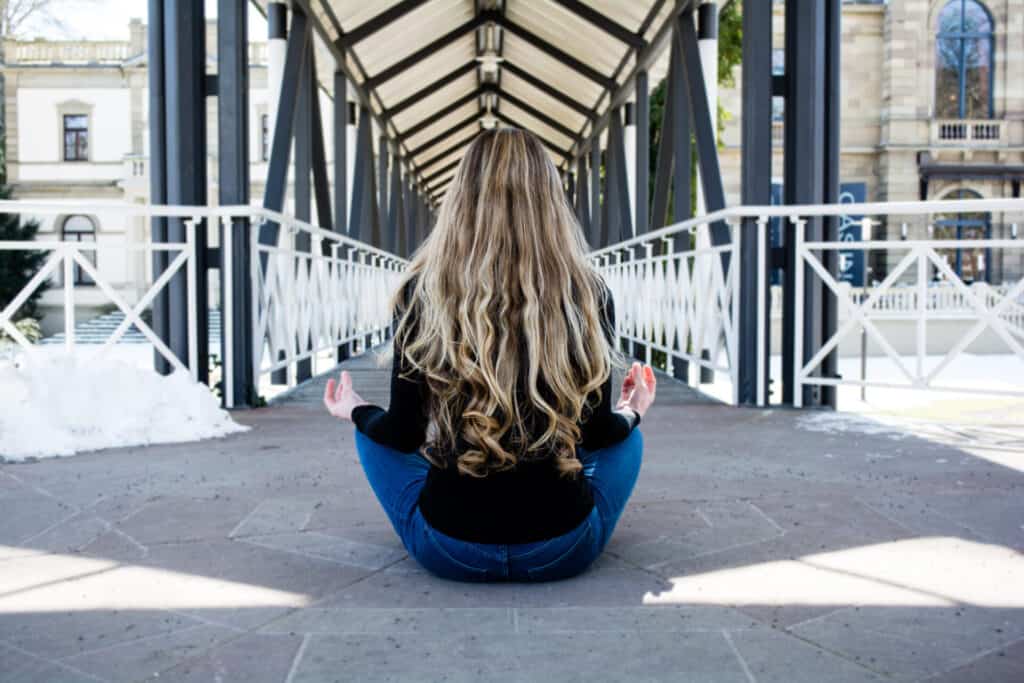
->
xmin=18 ymin=0 xmax=267 ymax=41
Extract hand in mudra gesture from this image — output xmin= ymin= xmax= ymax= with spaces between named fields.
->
xmin=617 ymin=362 xmax=657 ymax=418
xmin=324 ymin=370 xmax=369 ymax=421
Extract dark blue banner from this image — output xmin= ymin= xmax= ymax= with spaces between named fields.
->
xmin=838 ymin=182 xmax=866 ymax=286
xmin=769 ymin=181 xmax=866 ymax=286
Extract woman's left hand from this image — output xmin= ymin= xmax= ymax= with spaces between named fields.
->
xmin=323 ymin=370 xmax=368 ymax=421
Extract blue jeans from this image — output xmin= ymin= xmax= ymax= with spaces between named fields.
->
xmin=353 ymin=427 xmax=643 ymax=582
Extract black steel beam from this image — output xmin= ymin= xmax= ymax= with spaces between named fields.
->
xmin=549 ymin=0 xmax=644 ymax=49
xmin=364 ymin=14 xmax=487 ymax=89
xmin=500 ymin=62 xmax=596 ymax=120
xmin=650 ymin=49 xmax=675 ymax=230
xmin=217 ymin=0 xmax=253 ymax=405
xmin=163 ymin=0 xmax=208 ymax=383
xmin=676 ymin=12 xmax=729 ymax=247
xmin=821 ymin=0 xmax=842 ymax=408
xmin=669 ymin=27 xmax=690 ymax=226
xmin=408 ymin=113 xmax=480 ymax=158
xmin=294 ymin=40 xmax=314 ymax=384
xmin=738 ymin=0 xmax=773 ymax=407
xmin=339 ymin=0 xmax=430 ymax=46
xmin=576 ymin=154 xmax=591 ymax=236
xmin=428 ymin=172 xmax=456 ymax=195
xmin=496 ymin=87 xmax=578 ymax=142
xmin=351 ymin=104 xmax=382 ymax=246
xmin=334 ymin=70 xmax=348 ymax=235
xmin=492 ymin=110 xmax=572 ymax=160
xmin=386 ymin=61 xmax=479 ymax=118
xmin=782 ymin=0 xmax=827 ymax=406
xmin=419 ymin=133 xmax=476 ymax=174
xmin=565 ymin=0 xmax=675 ymax=167
xmin=398 ymin=87 xmax=486 ymax=143
xmin=424 ymin=159 xmax=460 ymax=185
xmin=310 ymin=58 xmax=333 ymax=233
xmin=378 ymin=136 xmax=389 ymax=251
xmin=635 ymin=70 xmax=649 ymax=235
xmin=261 ymin=8 xmax=309 ymax=245
xmin=499 ymin=16 xmax=615 ymax=90
xmin=590 ymin=140 xmax=601 ymax=248
xmin=388 ymin=155 xmax=407 ymax=257
xmin=148 ymin=0 xmax=170 ymax=376
xmin=605 ymin=107 xmax=633 ymax=244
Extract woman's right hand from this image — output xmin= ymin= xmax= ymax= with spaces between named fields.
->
xmin=617 ymin=362 xmax=657 ymax=418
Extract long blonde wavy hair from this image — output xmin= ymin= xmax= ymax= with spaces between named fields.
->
xmin=391 ymin=127 xmax=614 ymax=478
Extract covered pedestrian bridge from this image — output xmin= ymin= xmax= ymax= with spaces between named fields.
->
xmin=1 ymin=1 xmax=1024 ymax=680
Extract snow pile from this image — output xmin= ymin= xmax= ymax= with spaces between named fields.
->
xmin=0 ymin=351 xmax=248 ymax=462
xmin=795 ymin=411 xmax=911 ymax=439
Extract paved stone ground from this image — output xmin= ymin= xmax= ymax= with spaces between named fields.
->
xmin=2 ymin=350 xmax=1023 ymax=682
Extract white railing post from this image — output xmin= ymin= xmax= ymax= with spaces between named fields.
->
xmin=221 ymin=216 xmax=235 ymax=408
xmin=185 ymin=217 xmax=199 ymax=383
xmin=792 ymin=217 xmax=806 ymax=409
xmin=63 ymin=244 xmax=75 ymax=354
xmin=756 ymin=215 xmax=769 ymax=406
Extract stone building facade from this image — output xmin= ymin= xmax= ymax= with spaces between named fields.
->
xmin=719 ymin=0 xmax=1024 ymax=284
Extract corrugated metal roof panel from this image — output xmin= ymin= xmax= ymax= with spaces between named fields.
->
xmin=375 ymin=37 xmax=477 ymax=105
xmin=404 ymin=99 xmax=479 ymax=153
xmin=504 ymin=2 xmax=621 ymax=78
xmin=391 ymin=72 xmax=478 ymax=131
xmin=298 ymin=0 xmax=679 ymax=178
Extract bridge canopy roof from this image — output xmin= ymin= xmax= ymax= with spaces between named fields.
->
xmin=285 ymin=0 xmax=682 ymax=197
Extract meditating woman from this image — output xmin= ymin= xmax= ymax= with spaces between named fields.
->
xmin=323 ymin=128 xmax=656 ymax=582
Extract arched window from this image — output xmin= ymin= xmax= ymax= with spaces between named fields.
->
xmin=935 ymin=0 xmax=994 ymax=119
xmin=61 ymin=215 xmax=97 ymax=285
xmin=934 ymin=189 xmax=990 ymax=282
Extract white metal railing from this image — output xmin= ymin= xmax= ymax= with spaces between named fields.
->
xmin=0 ymin=204 xmax=200 ymax=379
xmin=0 ymin=201 xmax=404 ymax=406
xmin=770 ymin=281 xmax=1024 ymax=327
xmin=596 ymin=197 xmax=1024 ymax=406
xmin=932 ymin=119 xmax=1003 ymax=144
xmin=591 ymin=218 xmax=742 ymax=405
xmin=248 ymin=210 xmax=405 ymax=398
xmin=3 ymin=39 xmax=133 ymax=63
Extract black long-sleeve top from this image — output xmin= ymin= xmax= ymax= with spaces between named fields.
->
xmin=351 ymin=283 xmax=639 ymax=544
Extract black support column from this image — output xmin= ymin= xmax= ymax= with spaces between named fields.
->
xmin=294 ymin=38 xmax=314 ymax=383
xmin=217 ymin=0 xmax=254 ymax=406
xmin=820 ymin=0 xmax=842 ymax=408
xmin=162 ymin=0 xmax=208 ymax=383
xmin=334 ymin=71 xmax=348 ymax=236
xmin=148 ymin=0 xmax=170 ymax=376
xmin=634 ymin=70 xmax=649 ymax=235
xmin=737 ymin=0 xmax=772 ymax=406
xmin=782 ymin=0 xmax=838 ymax=407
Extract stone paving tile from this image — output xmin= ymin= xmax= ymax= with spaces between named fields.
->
xmin=609 ymin=498 xmax=786 ymax=569
xmin=923 ymin=635 xmax=1024 ymax=683
xmin=319 ymin=559 xmax=526 ymax=609
xmin=61 ymin=623 xmax=236 ymax=682
xmin=289 ymin=630 xmax=749 ymax=683
xmin=515 ymin=605 xmax=760 ymax=633
xmin=0 ymin=610 xmax=199 ymax=661
xmin=156 ymin=632 xmax=304 ymax=682
xmin=0 ymin=643 xmax=101 ymax=683
xmin=725 ymin=627 xmax=887 ymax=682
xmin=136 ymin=537 xmax=372 ymax=602
xmin=228 ymin=496 xmax=323 ymax=538
xmin=788 ymin=605 xmax=1024 ymax=680
xmin=0 ymin=488 xmax=77 ymax=546
xmin=112 ymin=494 xmax=260 ymax=545
xmin=239 ymin=531 xmax=408 ymax=571
xmin=3 ymin=350 xmax=1024 ymax=682
xmin=260 ymin=607 xmax=515 ymax=635
xmin=21 ymin=512 xmax=110 ymax=555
